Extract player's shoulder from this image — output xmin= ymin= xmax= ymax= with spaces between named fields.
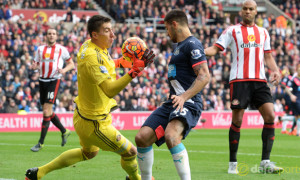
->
xmin=184 ymin=36 xmax=203 ymax=47
xmin=223 ymin=23 xmax=241 ymax=33
xmin=37 ymin=44 xmax=46 ymax=50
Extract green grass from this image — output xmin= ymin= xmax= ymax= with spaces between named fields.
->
xmin=0 ymin=129 xmax=299 ymax=180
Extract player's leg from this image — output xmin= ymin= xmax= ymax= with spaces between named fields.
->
xmin=228 ymin=82 xmax=249 ymax=174
xmin=253 ymin=82 xmax=282 ymax=173
xmin=26 ymin=110 xmax=98 ymax=179
xmin=135 ymin=126 xmax=157 ymax=180
xmin=46 ymin=80 xmax=71 ymax=145
xmin=135 ymin=104 xmax=171 ymax=180
xmin=165 ymin=119 xmax=190 ymax=180
xmin=31 ymin=81 xmax=52 ymax=152
xmin=228 ymin=109 xmax=244 ymax=174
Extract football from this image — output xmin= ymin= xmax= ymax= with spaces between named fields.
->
xmin=122 ymin=37 xmax=147 ymax=62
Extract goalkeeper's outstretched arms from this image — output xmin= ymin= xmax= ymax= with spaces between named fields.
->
xmin=101 ymin=49 xmax=155 ymax=98
xmin=114 ymin=57 xmax=132 ymax=68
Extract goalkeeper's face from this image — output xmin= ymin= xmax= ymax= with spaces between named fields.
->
xmin=93 ymin=22 xmax=116 ymax=49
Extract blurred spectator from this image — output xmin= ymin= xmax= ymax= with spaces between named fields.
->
xmin=18 ymin=99 xmax=30 ymax=112
xmin=55 ymin=102 xmax=67 ymax=113
xmin=5 ymin=99 xmax=18 ymax=113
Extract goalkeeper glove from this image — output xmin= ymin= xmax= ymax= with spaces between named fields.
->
xmin=128 ymin=49 xmax=155 ymax=78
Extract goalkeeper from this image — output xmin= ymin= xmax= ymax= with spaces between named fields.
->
xmin=25 ymin=15 xmax=155 ymax=180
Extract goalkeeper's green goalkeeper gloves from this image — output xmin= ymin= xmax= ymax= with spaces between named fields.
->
xmin=128 ymin=49 xmax=155 ymax=78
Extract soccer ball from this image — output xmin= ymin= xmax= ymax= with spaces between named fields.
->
xmin=122 ymin=37 xmax=147 ymax=62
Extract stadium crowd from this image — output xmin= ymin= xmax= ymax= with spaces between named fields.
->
xmin=0 ymin=0 xmax=299 ymax=113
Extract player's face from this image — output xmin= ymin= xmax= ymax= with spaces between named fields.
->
xmin=164 ymin=22 xmax=177 ymax=43
xmin=241 ymin=1 xmax=257 ymax=25
xmin=46 ymin=29 xmax=57 ymax=45
xmin=94 ymin=22 xmax=115 ymax=49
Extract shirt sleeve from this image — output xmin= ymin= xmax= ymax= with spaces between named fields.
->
xmin=86 ymin=55 xmax=111 ymax=85
xmin=214 ymin=26 xmax=233 ymax=51
xmin=61 ymin=46 xmax=71 ymax=62
xmin=264 ymin=29 xmax=271 ymax=52
xmin=186 ymin=40 xmax=207 ymax=67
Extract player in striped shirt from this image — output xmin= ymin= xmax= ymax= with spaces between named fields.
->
xmin=30 ymin=28 xmax=75 ymax=152
xmin=205 ymin=0 xmax=283 ymax=174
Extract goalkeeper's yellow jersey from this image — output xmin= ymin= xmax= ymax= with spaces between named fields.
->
xmin=75 ymin=39 xmax=117 ymax=119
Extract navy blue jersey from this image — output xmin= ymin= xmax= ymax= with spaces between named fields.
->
xmin=281 ymin=75 xmax=293 ymax=105
xmin=167 ymin=36 xmax=207 ymax=105
xmin=287 ymin=75 xmax=300 ymax=102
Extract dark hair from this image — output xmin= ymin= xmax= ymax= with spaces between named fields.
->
xmin=87 ymin=15 xmax=111 ymax=37
xmin=164 ymin=9 xmax=188 ymax=25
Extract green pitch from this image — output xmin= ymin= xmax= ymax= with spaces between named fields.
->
xmin=0 ymin=129 xmax=299 ymax=180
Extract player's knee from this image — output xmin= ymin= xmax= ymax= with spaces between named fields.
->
xmin=165 ymin=133 xmax=181 ymax=148
xmin=264 ymin=113 xmax=275 ymax=123
xmin=135 ymin=131 xmax=151 ymax=147
xmin=122 ymin=146 xmax=137 ymax=157
xmin=82 ymin=150 xmax=98 ymax=160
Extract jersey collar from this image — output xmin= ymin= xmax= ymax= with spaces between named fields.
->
xmin=240 ymin=22 xmax=256 ymax=27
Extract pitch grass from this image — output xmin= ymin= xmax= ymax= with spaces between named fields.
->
xmin=0 ymin=129 xmax=299 ymax=180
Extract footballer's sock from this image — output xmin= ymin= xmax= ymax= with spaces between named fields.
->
xmin=50 ymin=113 xmax=66 ymax=134
xmin=229 ymin=122 xmax=240 ymax=162
xmin=261 ymin=123 xmax=275 ymax=160
xmin=121 ymin=155 xmax=141 ymax=180
xmin=170 ymin=143 xmax=191 ymax=180
xmin=282 ymin=120 xmax=288 ymax=131
xmin=37 ymin=148 xmax=85 ymax=178
xmin=297 ymin=118 xmax=300 ymax=135
xmin=38 ymin=116 xmax=51 ymax=144
xmin=291 ymin=118 xmax=297 ymax=131
xmin=137 ymin=146 xmax=153 ymax=180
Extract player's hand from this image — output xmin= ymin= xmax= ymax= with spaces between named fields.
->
xmin=128 ymin=49 xmax=155 ymax=78
xmin=57 ymin=68 xmax=66 ymax=75
xmin=269 ymin=71 xmax=281 ymax=86
xmin=171 ymin=95 xmax=185 ymax=112
xmin=291 ymin=94 xmax=297 ymax=103
xmin=31 ymin=62 xmax=38 ymax=70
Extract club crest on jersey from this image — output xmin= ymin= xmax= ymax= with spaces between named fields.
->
xmin=174 ymin=48 xmax=180 ymax=55
xmin=247 ymin=35 xmax=256 ymax=42
xmin=44 ymin=53 xmax=50 ymax=58
xmin=99 ymin=66 xmax=108 ymax=73
xmin=231 ymin=99 xmax=240 ymax=106
xmin=191 ymin=49 xmax=202 ymax=59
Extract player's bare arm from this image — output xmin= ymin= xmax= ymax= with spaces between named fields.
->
xmin=31 ymin=61 xmax=39 ymax=70
xmin=264 ymin=52 xmax=281 ymax=85
xmin=58 ymin=59 xmax=75 ymax=74
xmin=172 ymin=62 xmax=210 ymax=111
xmin=204 ymin=46 xmax=220 ymax=57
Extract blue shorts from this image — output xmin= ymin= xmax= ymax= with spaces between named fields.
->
xmin=291 ymin=101 xmax=300 ymax=116
xmin=142 ymin=101 xmax=202 ymax=147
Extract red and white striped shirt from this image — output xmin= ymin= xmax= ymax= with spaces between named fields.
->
xmin=34 ymin=43 xmax=71 ymax=79
xmin=214 ymin=23 xmax=271 ymax=83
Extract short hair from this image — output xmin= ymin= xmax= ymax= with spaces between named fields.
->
xmin=164 ymin=9 xmax=188 ymax=25
xmin=87 ymin=15 xmax=111 ymax=37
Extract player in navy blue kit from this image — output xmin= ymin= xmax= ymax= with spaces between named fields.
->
xmin=135 ymin=9 xmax=210 ymax=180
xmin=285 ymin=64 xmax=300 ymax=136
xmin=279 ymin=69 xmax=295 ymax=134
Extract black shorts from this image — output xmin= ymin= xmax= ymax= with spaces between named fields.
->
xmin=142 ymin=101 xmax=202 ymax=147
xmin=291 ymin=101 xmax=300 ymax=116
xmin=39 ymin=79 xmax=60 ymax=105
xmin=230 ymin=81 xmax=273 ymax=109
